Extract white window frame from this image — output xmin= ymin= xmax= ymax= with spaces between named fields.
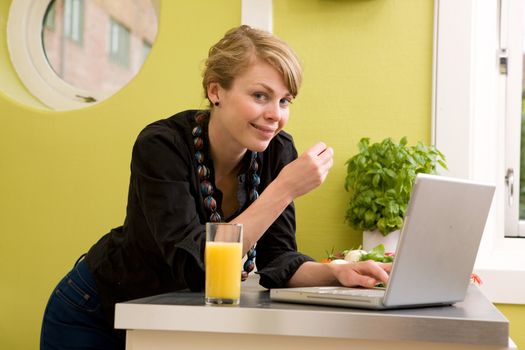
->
xmin=7 ymin=0 xmax=100 ymax=109
xmin=6 ymin=0 xmax=160 ymax=111
xmin=434 ymin=0 xmax=525 ymax=304
xmin=241 ymin=0 xmax=272 ymax=32
xmin=503 ymin=0 xmax=525 ymax=238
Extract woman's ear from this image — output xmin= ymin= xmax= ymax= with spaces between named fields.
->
xmin=207 ymin=82 xmax=221 ymax=105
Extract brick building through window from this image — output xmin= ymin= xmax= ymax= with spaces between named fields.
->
xmin=42 ymin=0 xmax=158 ymax=95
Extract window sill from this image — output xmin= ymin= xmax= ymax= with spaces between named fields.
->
xmin=474 ymin=237 xmax=525 ymax=304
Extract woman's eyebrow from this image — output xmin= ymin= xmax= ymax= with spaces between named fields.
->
xmin=254 ymin=83 xmax=292 ymax=98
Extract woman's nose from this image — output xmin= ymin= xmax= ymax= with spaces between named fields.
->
xmin=264 ymin=101 xmax=281 ymax=121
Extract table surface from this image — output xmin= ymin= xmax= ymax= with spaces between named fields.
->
xmin=115 ymin=278 xmax=509 ymax=347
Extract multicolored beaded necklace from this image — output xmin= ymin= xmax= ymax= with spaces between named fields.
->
xmin=192 ymin=111 xmax=259 ymax=281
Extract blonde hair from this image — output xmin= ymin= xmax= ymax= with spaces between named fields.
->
xmin=203 ymin=25 xmax=302 ymax=105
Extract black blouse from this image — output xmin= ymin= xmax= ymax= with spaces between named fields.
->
xmin=85 ymin=110 xmax=314 ymax=324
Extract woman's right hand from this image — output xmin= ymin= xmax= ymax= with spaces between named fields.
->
xmin=278 ymin=142 xmax=334 ymax=200
xmin=232 ymin=142 xmax=333 ymax=252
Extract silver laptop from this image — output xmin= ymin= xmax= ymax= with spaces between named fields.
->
xmin=270 ymin=173 xmax=495 ymax=309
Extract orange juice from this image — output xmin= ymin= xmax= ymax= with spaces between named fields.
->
xmin=205 ymin=241 xmax=242 ymax=302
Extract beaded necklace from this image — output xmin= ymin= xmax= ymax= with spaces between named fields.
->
xmin=192 ymin=111 xmax=258 ymax=281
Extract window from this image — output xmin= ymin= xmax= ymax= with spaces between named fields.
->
xmin=64 ymin=0 xmax=84 ymax=44
xmin=434 ymin=0 xmax=525 ymax=304
xmin=503 ymin=0 xmax=525 ymax=238
xmin=7 ymin=0 xmax=159 ymax=110
xmin=108 ymin=19 xmax=131 ymax=68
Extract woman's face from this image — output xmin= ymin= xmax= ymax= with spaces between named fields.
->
xmin=210 ymin=59 xmax=293 ymax=153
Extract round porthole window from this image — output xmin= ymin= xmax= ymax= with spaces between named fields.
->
xmin=7 ymin=0 xmax=159 ymax=110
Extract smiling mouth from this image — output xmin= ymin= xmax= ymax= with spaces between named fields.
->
xmin=251 ymin=123 xmax=276 ymax=135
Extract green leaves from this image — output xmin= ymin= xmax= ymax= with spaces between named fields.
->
xmin=359 ymin=244 xmax=394 ymax=263
xmin=344 ymin=137 xmax=447 ymax=235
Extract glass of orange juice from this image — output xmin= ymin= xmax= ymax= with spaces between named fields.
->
xmin=205 ymin=222 xmax=243 ymax=305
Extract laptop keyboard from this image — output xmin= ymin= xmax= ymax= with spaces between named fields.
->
xmin=316 ymin=287 xmax=385 ymax=298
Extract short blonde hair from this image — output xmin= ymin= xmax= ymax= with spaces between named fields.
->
xmin=203 ymin=25 xmax=302 ymax=105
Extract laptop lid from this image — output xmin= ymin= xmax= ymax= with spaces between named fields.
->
xmin=382 ymin=173 xmax=495 ymax=307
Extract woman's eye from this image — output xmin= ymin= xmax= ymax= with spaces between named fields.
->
xmin=280 ymin=98 xmax=292 ymax=107
xmin=254 ymin=92 xmax=267 ymax=101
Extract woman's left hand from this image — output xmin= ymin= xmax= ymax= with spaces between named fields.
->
xmin=329 ymin=260 xmax=391 ymax=288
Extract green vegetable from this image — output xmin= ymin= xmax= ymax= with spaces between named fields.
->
xmin=358 ymin=244 xmax=393 ymax=263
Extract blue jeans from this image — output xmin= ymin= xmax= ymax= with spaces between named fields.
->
xmin=40 ymin=256 xmax=125 ymax=350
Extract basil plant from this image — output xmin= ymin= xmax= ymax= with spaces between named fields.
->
xmin=344 ymin=137 xmax=447 ymax=236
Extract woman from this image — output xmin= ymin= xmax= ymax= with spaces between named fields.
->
xmin=41 ymin=25 xmax=391 ymax=349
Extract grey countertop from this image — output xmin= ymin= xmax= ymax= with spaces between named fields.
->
xmin=115 ymin=278 xmax=509 ymax=347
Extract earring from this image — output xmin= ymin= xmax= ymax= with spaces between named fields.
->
xmin=214 ymin=101 xmax=219 ymax=107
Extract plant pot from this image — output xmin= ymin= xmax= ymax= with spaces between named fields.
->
xmin=362 ymin=229 xmax=401 ymax=253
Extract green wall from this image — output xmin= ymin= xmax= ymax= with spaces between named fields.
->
xmin=0 ymin=0 xmax=522 ymax=349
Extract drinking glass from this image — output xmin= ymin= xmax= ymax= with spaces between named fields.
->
xmin=205 ymin=223 xmax=243 ymax=305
